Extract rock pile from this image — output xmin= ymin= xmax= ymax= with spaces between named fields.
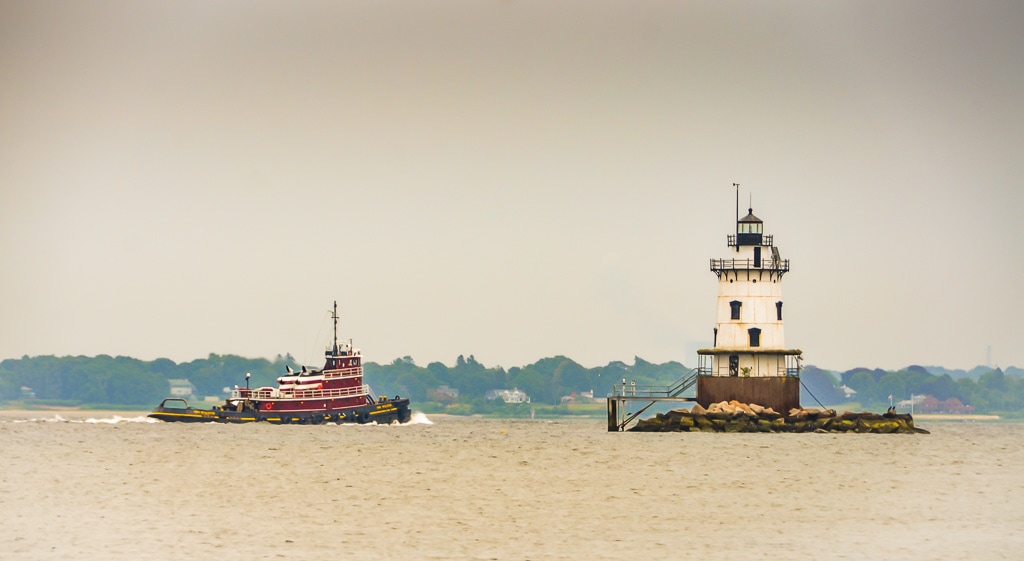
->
xmin=630 ymin=400 xmax=928 ymax=434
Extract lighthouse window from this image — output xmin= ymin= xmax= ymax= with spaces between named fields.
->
xmin=748 ymin=327 xmax=761 ymax=347
xmin=776 ymin=301 xmax=783 ymax=320
xmin=730 ymin=300 xmax=742 ymax=320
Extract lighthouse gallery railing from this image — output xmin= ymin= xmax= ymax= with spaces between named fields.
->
xmin=709 ymin=257 xmax=789 ymax=273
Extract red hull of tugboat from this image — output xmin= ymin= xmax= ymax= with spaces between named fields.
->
xmin=149 ymin=301 xmax=412 ymax=425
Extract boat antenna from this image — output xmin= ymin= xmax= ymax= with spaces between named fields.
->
xmin=331 ymin=300 xmax=339 ymax=355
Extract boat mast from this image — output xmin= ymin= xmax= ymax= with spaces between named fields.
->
xmin=331 ymin=300 xmax=339 ymax=355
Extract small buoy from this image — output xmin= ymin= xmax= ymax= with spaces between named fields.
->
xmin=500 ymin=430 xmax=505 ymax=435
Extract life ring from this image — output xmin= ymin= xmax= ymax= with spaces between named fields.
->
xmin=263 ymin=402 xmax=273 ymax=411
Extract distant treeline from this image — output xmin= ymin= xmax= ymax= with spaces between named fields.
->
xmin=1 ymin=353 xmax=1021 ymax=414
xmin=0 ymin=353 xmax=685 ymax=408
xmin=0 ymin=354 xmax=294 ymax=407
xmin=364 ymin=354 xmax=687 ymax=404
xmin=799 ymin=364 xmax=1024 ymax=413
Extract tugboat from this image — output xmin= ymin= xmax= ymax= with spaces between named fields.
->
xmin=149 ymin=302 xmax=411 ymax=425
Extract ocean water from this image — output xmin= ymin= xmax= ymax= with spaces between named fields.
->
xmin=1 ymin=411 xmax=1021 ymax=561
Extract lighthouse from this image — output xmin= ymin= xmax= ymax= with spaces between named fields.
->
xmin=696 ymin=187 xmax=803 ymax=412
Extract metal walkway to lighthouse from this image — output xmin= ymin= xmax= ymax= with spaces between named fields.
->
xmin=607 ymin=369 xmax=699 ymax=431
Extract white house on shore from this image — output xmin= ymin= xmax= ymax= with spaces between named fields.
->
xmin=167 ymin=378 xmax=196 ymax=397
xmin=486 ymin=388 xmax=531 ymax=404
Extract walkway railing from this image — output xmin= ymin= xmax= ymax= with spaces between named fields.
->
xmin=609 ymin=369 xmax=698 ymax=431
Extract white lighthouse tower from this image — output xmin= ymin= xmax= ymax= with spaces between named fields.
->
xmin=696 ymin=186 xmax=803 ymax=412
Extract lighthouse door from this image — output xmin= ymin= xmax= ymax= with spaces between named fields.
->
xmin=729 ymin=355 xmax=739 ymax=377
xmin=754 ymin=246 xmax=761 ymax=268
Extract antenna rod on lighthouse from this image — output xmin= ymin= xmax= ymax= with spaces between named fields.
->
xmin=733 ymin=183 xmax=740 ymax=226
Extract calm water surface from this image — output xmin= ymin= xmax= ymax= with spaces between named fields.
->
xmin=1 ymin=411 xmax=1021 ymax=560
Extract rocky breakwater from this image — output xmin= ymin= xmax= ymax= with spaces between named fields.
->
xmin=630 ymin=401 xmax=928 ymax=434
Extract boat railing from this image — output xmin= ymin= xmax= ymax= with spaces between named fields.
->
xmin=231 ymin=384 xmax=370 ymax=401
xmin=275 ymin=366 xmax=361 ymax=384
xmin=158 ymin=398 xmax=190 ymax=409
xmin=322 ymin=366 xmax=362 ymax=380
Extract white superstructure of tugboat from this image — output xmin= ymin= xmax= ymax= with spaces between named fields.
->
xmin=149 ymin=302 xmax=411 ymax=424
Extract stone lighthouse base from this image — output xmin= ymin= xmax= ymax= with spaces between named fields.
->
xmin=697 ymin=376 xmax=800 ymax=413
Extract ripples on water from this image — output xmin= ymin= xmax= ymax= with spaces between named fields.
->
xmin=1 ymin=411 xmax=1021 ymax=560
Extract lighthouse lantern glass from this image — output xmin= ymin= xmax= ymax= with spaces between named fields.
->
xmin=738 ymin=222 xmax=762 ymax=234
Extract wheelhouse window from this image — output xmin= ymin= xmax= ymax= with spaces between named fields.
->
xmin=776 ymin=301 xmax=783 ymax=321
xmin=748 ymin=327 xmax=761 ymax=347
xmin=730 ymin=300 xmax=742 ymax=320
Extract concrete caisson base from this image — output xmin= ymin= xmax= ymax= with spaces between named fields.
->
xmin=697 ymin=376 xmax=800 ymax=414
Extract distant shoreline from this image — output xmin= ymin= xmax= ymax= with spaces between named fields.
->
xmin=0 ymin=408 xmax=146 ymax=420
xmin=912 ymin=413 xmax=1000 ymax=421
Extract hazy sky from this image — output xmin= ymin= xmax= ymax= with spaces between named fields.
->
xmin=2 ymin=1 xmax=1022 ymax=372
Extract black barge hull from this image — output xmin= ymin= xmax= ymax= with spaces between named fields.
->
xmin=149 ymin=398 xmax=412 ymax=425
